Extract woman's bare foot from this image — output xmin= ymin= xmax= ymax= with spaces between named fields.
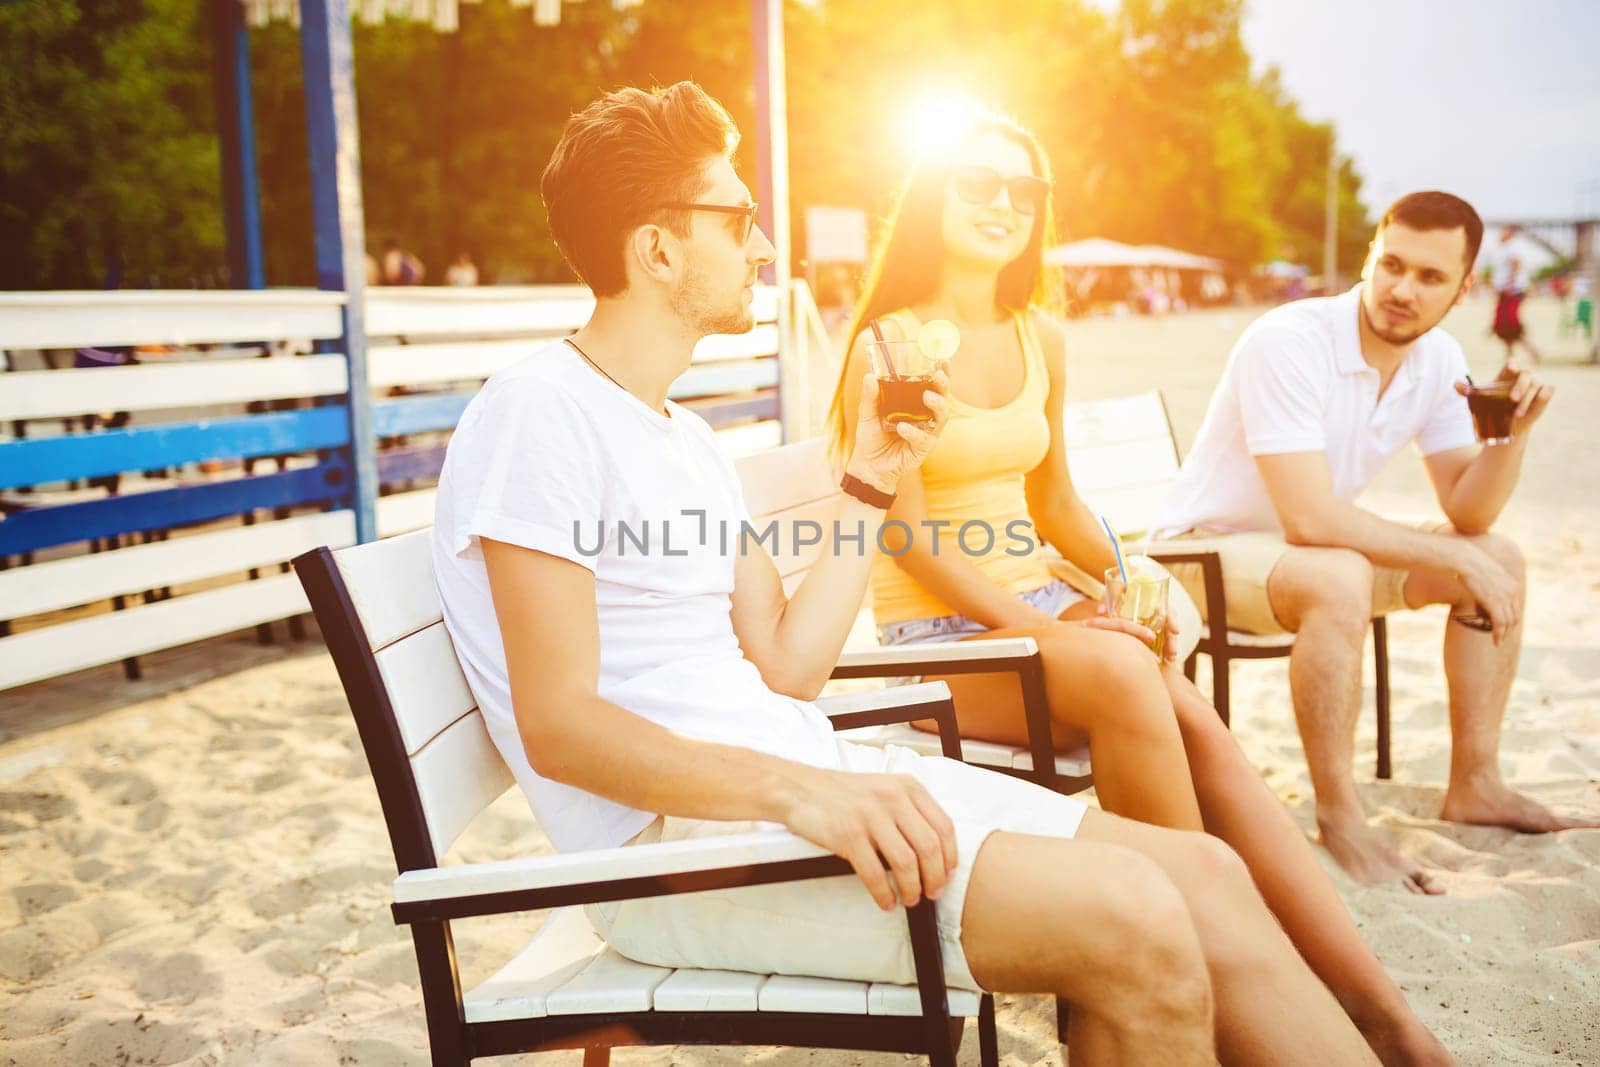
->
xmin=1441 ymin=781 xmax=1600 ymax=832
xmin=1317 ymin=810 xmax=1444 ymax=895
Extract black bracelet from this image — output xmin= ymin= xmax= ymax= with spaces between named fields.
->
xmin=840 ymin=472 xmax=896 ymax=510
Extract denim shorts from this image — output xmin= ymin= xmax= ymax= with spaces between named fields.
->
xmin=878 ymin=579 xmax=1087 ymax=647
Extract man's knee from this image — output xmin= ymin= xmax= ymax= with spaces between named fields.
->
xmin=1064 ymin=857 xmax=1213 ymax=1026
xmin=1471 ymin=531 xmax=1526 ymax=588
xmin=1164 ymin=835 xmax=1279 ymax=975
xmin=1274 ymin=548 xmax=1374 ymax=631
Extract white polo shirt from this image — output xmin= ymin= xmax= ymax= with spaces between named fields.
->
xmin=1155 ymin=286 xmax=1476 ymax=537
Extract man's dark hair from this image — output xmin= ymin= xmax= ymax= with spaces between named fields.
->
xmin=541 ymin=81 xmax=739 ymax=297
xmin=1380 ymin=191 xmax=1484 ymax=271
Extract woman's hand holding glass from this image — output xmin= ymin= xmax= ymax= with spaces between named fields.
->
xmin=1082 ymin=604 xmax=1183 ymax=665
xmin=844 ymin=369 xmax=950 ymax=497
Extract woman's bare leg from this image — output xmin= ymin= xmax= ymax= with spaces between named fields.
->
xmin=1076 ymin=809 xmax=1380 ymax=1065
xmin=1164 ymin=671 xmax=1452 ymax=1066
xmin=924 ymin=623 xmax=1203 ymax=830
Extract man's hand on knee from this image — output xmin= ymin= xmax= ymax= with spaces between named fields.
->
xmin=1449 ymin=538 xmax=1521 ymax=643
xmin=779 ymin=770 xmax=958 ymax=909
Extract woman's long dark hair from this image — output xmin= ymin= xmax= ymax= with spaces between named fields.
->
xmin=826 ymin=112 xmax=1061 ymax=454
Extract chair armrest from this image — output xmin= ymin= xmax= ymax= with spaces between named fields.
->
xmin=816 ymin=681 xmax=961 ymax=759
xmin=830 ymin=637 xmax=1058 ymax=790
xmin=1144 ymin=543 xmax=1226 ymax=651
xmin=393 ymin=829 xmax=845 ymax=924
xmin=829 ymin=636 xmax=1040 ymax=678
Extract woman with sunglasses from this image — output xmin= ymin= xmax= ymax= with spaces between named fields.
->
xmin=829 ymin=113 xmax=1449 ymax=1067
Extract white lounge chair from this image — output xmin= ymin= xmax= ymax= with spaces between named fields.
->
xmin=293 ymin=529 xmax=999 ymax=1067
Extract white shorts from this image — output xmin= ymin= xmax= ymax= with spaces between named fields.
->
xmin=585 ymin=739 xmax=1088 ymax=992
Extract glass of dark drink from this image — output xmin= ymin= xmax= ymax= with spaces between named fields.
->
xmin=866 ymin=339 xmax=934 ymax=425
xmin=1464 ymin=380 xmax=1517 ymax=445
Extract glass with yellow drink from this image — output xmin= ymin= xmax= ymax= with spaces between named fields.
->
xmin=1103 ymin=558 xmax=1169 ymax=659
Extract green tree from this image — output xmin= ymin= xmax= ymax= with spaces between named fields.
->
xmin=0 ymin=0 xmax=1374 ymax=289
xmin=0 ymin=0 xmax=222 ymax=289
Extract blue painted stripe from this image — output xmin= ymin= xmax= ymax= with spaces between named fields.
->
xmin=377 ymin=445 xmax=447 ymax=486
xmin=0 ymin=461 xmax=349 ymax=556
xmin=681 ymin=391 xmax=780 ymax=427
xmin=372 ymin=391 xmax=475 ymax=438
xmin=668 ymin=360 xmax=779 ymax=399
xmin=0 ymin=408 xmax=350 ymax=490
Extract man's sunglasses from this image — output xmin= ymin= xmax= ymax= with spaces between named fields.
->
xmin=661 ymin=202 xmax=760 ymax=244
xmin=949 ymin=166 xmax=1051 ymax=217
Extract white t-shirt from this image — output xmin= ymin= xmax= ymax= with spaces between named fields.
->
xmin=1155 ymin=286 xmax=1476 ymax=537
xmin=432 ymin=342 xmax=842 ymax=853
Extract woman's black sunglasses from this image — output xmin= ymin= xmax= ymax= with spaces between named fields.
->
xmin=949 ymin=166 xmax=1051 ymax=217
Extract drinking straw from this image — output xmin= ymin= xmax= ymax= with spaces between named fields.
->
xmin=1100 ymin=514 xmax=1129 ymax=585
xmin=1465 ymin=373 xmax=1475 ymax=388
xmin=868 ymin=317 xmax=899 ymax=379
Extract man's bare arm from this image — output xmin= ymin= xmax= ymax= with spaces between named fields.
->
xmin=1255 ymin=451 xmax=1520 ymax=638
xmin=482 ymin=537 xmax=957 ymax=907
xmin=1427 ymin=369 xmax=1553 ymax=533
xmin=729 ymin=491 xmax=906 ymax=700
xmin=1256 ymin=451 xmax=1460 ymax=569
xmin=1422 ymin=443 xmax=1526 ymax=535
xmin=730 ymin=367 xmax=949 ymax=699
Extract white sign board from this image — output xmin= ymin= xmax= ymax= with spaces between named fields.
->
xmin=805 ymin=206 xmax=870 ymax=264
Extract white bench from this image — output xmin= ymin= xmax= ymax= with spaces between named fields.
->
xmin=293 ymin=528 xmax=999 ymax=1067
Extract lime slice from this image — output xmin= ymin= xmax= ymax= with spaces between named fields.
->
xmin=917 ymin=319 xmax=961 ymax=363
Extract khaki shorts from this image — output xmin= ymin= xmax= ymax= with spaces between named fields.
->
xmin=585 ymin=739 xmax=1088 ymax=992
xmin=1161 ymin=527 xmax=1417 ymax=636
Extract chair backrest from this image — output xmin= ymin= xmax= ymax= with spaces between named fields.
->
xmin=294 ymin=529 xmax=514 ymax=873
xmin=733 ymin=437 xmax=840 ymax=595
xmin=1063 ymin=392 xmax=1181 ymax=539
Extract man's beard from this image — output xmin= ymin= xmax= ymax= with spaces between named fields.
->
xmin=672 ymin=262 xmax=754 ymax=336
xmin=1360 ymin=298 xmax=1435 ymax=346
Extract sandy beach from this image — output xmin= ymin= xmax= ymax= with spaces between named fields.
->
xmin=2 ymin=294 xmax=1596 ymax=1066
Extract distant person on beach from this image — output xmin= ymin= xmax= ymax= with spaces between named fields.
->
xmin=828 ymin=111 xmax=1447 ymax=1065
xmin=1487 ymin=225 xmax=1543 ymax=364
xmin=1155 ymin=191 xmax=1597 ymax=893
xmin=381 ymin=238 xmax=425 ymax=285
xmin=430 ymin=81 xmax=1391 ymax=1064
xmin=445 ymin=251 xmax=479 ymax=287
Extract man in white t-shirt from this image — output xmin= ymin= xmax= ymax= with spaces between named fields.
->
xmin=429 ymin=82 xmax=1390 ymax=1062
xmin=1156 ymin=191 xmax=1594 ymax=894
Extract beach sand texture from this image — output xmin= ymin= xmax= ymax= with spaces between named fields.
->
xmin=1 ymin=295 xmax=1596 ymax=1066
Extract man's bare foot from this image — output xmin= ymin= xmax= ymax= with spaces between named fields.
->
xmin=1317 ymin=811 xmax=1444 ymax=894
xmin=1441 ymin=782 xmax=1600 ymax=832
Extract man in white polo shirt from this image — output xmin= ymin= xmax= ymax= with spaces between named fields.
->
xmin=1156 ymin=191 xmax=1595 ymax=894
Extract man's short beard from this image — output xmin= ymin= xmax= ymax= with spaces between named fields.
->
xmin=1360 ymin=299 xmax=1430 ymax=346
xmin=672 ymin=263 xmax=754 ymax=336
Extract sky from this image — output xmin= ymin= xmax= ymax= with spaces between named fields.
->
xmin=1241 ymin=0 xmax=1600 ymax=228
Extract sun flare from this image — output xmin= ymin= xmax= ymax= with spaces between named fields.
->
xmin=900 ymin=92 xmax=985 ymax=162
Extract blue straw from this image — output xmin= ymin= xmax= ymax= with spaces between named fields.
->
xmin=1100 ymin=515 xmax=1129 ymax=585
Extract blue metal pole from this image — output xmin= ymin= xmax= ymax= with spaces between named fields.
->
xmin=300 ymin=0 xmax=377 ymax=542
xmin=211 ymin=0 xmax=266 ymax=288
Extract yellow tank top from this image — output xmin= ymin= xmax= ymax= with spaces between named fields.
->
xmin=870 ymin=307 xmax=1056 ymax=625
